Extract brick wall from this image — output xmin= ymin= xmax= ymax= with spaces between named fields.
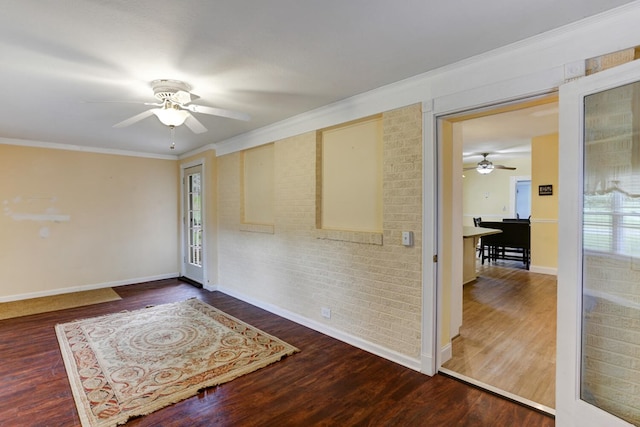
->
xmin=216 ymin=103 xmax=423 ymax=359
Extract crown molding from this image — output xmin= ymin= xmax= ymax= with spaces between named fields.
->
xmin=0 ymin=137 xmax=177 ymax=160
xmin=178 ymin=143 xmax=217 ymax=160
xmin=214 ymin=72 xmax=430 ymax=156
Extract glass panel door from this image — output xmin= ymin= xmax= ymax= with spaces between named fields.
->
xmin=581 ymin=80 xmax=640 ymax=426
xmin=183 ymin=165 xmax=204 ymax=284
xmin=557 ymin=59 xmax=640 ymax=427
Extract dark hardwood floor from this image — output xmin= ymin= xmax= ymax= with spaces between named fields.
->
xmin=0 ymin=279 xmax=555 ymax=426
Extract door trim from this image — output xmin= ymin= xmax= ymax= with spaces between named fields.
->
xmin=421 ymin=100 xmax=438 ymax=375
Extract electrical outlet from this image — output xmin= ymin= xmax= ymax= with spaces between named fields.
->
xmin=321 ymin=307 xmax=331 ymax=319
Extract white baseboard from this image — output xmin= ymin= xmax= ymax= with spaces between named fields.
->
xmin=203 ymin=283 xmax=217 ymax=292
xmin=0 ymin=272 xmax=179 ymax=303
xmin=529 ymin=265 xmax=557 ymax=276
xmin=217 ymin=285 xmax=423 ymax=372
xmin=421 ymin=353 xmax=436 ymax=376
xmin=441 ymin=342 xmax=452 ymax=364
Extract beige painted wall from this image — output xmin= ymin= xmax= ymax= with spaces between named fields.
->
xmin=179 ymin=149 xmax=218 ymax=287
xmin=531 ymin=133 xmax=559 ymax=270
xmin=242 ymin=144 xmax=275 ymax=225
xmin=216 ymin=104 xmax=423 ymax=359
xmin=0 ymin=144 xmax=178 ymax=300
xmin=321 ymin=116 xmax=383 ymax=232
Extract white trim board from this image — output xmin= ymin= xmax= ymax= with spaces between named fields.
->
xmin=0 ymin=137 xmax=177 ymax=161
xmin=216 ymin=285 xmax=422 ymax=372
xmin=178 ymin=144 xmax=216 ymax=160
xmin=0 ymin=273 xmax=178 ymax=303
xmin=529 ymin=265 xmax=558 ymax=276
xmin=440 ymin=343 xmax=452 ymax=364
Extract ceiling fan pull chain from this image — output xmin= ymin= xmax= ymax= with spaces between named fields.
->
xmin=169 ymin=125 xmax=176 ymax=150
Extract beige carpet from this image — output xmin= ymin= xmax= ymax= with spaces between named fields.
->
xmin=0 ymin=288 xmax=121 ymax=320
xmin=55 ymin=298 xmax=299 ymax=427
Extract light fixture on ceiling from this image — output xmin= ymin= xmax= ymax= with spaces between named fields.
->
xmin=476 ymin=157 xmax=495 ymax=174
xmin=464 ymin=153 xmax=516 ymax=174
xmin=111 ymin=79 xmax=249 ymax=135
xmin=152 ymin=101 xmax=190 ymax=127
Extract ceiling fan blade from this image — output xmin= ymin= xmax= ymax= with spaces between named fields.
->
xmin=184 ymin=114 xmax=208 ymax=134
xmin=494 ymin=165 xmax=516 ymax=170
xmin=463 ymin=166 xmax=479 ymax=171
xmin=82 ymin=100 xmax=148 ymax=105
xmin=113 ymin=109 xmax=156 ymax=128
xmin=187 ymin=104 xmax=250 ymax=121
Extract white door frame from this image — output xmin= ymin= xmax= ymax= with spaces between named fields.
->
xmin=421 ymin=100 xmax=438 ymax=375
xmin=422 ymin=67 xmax=562 ymax=378
xmin=180 ymin=158 xmax=207 ymax=285
xmin=556 ymin=59 xmax=640 ymax=427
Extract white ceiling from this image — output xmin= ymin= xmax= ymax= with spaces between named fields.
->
xmin=0 ymin=1 xmax=632 ymax=156
xmin=461 ymin=102 xmax=559 ymax=163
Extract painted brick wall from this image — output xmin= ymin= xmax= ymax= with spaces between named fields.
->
xmin=217 ymin=104 xmax=423 ymax=359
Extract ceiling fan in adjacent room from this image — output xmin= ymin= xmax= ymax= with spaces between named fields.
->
xmin=464 ymin=153 xmax=516 ymax=174
xmin=113 ymin=79 xmax=251 ymax=134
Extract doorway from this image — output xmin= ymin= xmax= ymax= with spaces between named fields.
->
xmin=436 ymin=96 xmax=558 ymax=412
xmin=182 ymin=164 xmax=204 ymax=285
xmin=515 ymin=179 xmax=531 ymax=219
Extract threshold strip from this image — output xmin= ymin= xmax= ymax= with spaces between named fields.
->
xmin=438 ymin=367 xmax=556 ymax=417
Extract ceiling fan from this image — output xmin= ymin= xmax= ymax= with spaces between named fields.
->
xmin=464 ymin=153 xmax=516 ymax=174
xmin=113 ymin=79 xmax=250 ymax=134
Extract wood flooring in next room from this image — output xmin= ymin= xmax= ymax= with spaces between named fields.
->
xmin=0 ymin=278 xmax=554 ymax=426
xmin=442 ymin=262 xmax=557 ymax=410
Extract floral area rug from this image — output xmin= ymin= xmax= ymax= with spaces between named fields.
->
xmin=55 ymin=298 xmax=299 ymax=427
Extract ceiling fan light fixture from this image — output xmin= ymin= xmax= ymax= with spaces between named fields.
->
xmin=476 ymin=157 xmax=494 ymax=174
xmin=152 ymin=105 xmax=190 ymax=127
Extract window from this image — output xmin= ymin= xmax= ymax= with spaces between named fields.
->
xmin=583 ymin=81 xmax=640 ymax=257
xmin=583 ymin=190 xmax=640 ymax=256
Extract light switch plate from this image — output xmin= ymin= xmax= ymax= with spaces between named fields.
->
xmin=402 ymin=231 xmax=414 ymax=246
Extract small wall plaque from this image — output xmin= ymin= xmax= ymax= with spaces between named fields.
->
xmin=539 ymin=184 xmax=553 ymax=196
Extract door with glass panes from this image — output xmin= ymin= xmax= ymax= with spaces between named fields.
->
xmin=557 ymin=59 xmax=640 ymax=426
xmin=183 ymin=165 xmax=204 ymax=284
